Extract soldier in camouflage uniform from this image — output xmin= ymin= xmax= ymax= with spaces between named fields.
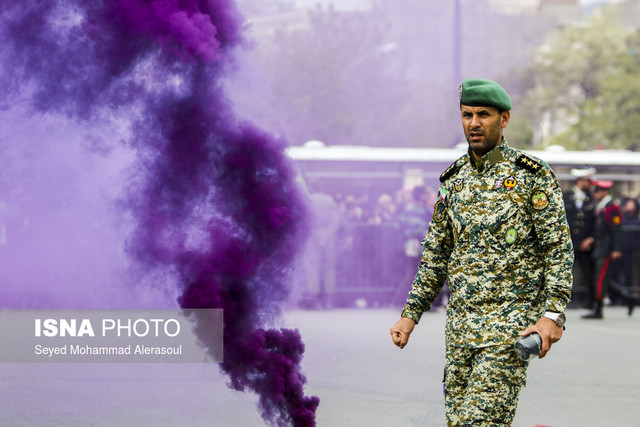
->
xmin=390 ymin=79 xmax=574 ymax=426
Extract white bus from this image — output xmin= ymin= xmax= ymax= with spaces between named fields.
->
xmin=288 ymin=142 xmax=640 ymax=197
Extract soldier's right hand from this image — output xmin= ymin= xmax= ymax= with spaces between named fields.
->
xmin=390 ymin=317 xmax=416 ymax=349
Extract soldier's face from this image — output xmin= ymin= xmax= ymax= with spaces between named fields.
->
xmin=461 ymin=105 xmax=510 ymax=160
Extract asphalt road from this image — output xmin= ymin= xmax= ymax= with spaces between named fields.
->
xmin=0 ymin=306 xmax=638 ymax=426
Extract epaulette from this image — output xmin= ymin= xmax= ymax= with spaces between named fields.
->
xmin=440 ymin=157 xmax=466 ymax=183
xmin=516 ymin=155 xmax=543 ymax=174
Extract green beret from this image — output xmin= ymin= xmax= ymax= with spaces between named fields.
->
xmin=459 ymin=78 xmax=512 ymax=111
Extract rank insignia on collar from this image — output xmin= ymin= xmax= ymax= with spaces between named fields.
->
xmin=504 ymin=176 xmax=517 ymax=191
xmin=531 ymin=190 xmax=549 ymax=210
xmin=433 ymin=200 xmax=447 ymax=223
xmin=454 ymin=179 xmax=464 ymax=192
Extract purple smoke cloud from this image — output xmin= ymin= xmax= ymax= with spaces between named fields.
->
xmin=0 ymin=0 xmax=319 ymax=425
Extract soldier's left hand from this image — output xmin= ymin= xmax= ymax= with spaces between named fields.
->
xmin=520 ymin=317 xmax=563 ymax=359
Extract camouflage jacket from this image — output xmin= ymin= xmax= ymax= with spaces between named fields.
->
xmin=402 ymin=139 xmax=574 ymax=348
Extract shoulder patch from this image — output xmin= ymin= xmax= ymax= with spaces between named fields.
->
xmin=516 ymin=155 xmax=543 ymax=174
xmin=440 ymin=157 xmax=467 ymax=183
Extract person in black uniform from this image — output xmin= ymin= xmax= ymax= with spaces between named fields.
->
xmin=563 ymin=168 xmax=597 ymax=308
xmin=582 ymin=180 xmax=623 ymax=319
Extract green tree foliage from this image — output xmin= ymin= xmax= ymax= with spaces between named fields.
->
xmin=522 ymin=8 xmax=640 ymax=150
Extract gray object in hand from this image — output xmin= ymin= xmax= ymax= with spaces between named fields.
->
xmin=514 ymin=333 xmax=542 ymax=361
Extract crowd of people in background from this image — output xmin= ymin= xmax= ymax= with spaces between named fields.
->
xmin=295 ymin=185 xmax=439 ymax=310
xmin=297 ymin=171 xmax=640 ymax=314
xmin=564 ymin=168 xmax=640 ymax=318
xmin=334 ymin=187 xmax=437 ymax=226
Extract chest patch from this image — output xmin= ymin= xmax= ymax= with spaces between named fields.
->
xmin=504 ymin=176 xmax=517 ymax=191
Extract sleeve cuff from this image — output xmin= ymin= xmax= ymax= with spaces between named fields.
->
xmin=401 ymin=305 xmax=423 ymax=325
xmin=544 ymin=297 xmax=568 ymax=315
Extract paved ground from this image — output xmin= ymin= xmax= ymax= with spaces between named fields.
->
xmin=0 ymin=306 xmax=639 ymax=426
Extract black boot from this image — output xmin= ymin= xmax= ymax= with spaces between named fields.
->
xmin=582 ymin=301 xmax=603 ymax=319
xmin=628 ymin=293 xmax=638 ymax=317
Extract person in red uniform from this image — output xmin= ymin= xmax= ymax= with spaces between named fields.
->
xmin=582 ymin=180 xmax=623 ymax=319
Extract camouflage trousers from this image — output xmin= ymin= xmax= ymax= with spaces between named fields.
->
xmin=444 ymin=344 xmax=528 ymax=426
